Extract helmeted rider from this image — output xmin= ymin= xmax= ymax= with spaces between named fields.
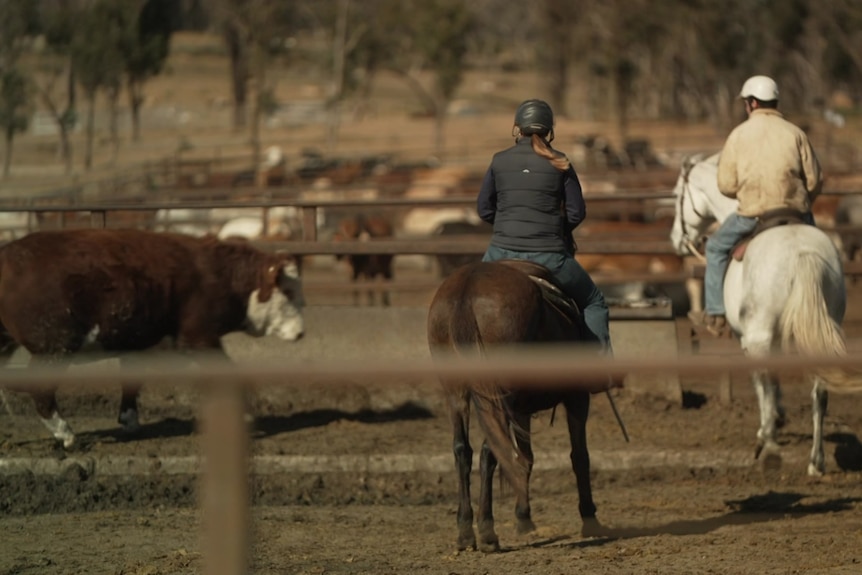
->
xmin=690 ymin=75 xmax=822 ymax=335
xmin=476 ymin=98 xmax=612 ymax=351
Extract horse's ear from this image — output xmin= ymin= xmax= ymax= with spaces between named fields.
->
xmin=682 ymin=154 xmax=703 ymax=180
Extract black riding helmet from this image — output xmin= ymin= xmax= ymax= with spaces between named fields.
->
xmin=514 ymin=99 xmax=554 ymax=139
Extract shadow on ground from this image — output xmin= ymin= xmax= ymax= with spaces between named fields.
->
xmin=252 ymin=401 xmax=434 ymax=439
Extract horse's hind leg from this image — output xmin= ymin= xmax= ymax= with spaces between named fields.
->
xmin=563 ymin=393 xmax=600 ymax=537
xmin=446 ymin=386 xmax=477 ymax=551
xmin=752 ymin=369 xmax=783 ymax=470
xmin=511 ymin=412 xmax=536 ymax=535
xmin=477 ymin=438 xmax=500 ymax=552
xmin=808 ymin=375 xmax=828 ymax=476
xmin=744 ymin=330 xmax=785 ymax=470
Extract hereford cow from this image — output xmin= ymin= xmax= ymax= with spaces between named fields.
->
xmin=332 ymin=214 xmax=394 ymax=306
xmin=0 ymin=229 xmax=305 ymax=448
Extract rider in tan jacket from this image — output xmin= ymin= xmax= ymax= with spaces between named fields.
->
xmin=691 ymin=75 xmax=823 ymax=335
xmin=717 ymin=107 xmax=822 ymax=217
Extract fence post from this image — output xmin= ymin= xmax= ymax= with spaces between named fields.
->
xmin=91 ymin=210 xmax=106 ymax=229
xmin=302 ymin=207 xmax=317 ymax=241
xmin=201 ymin=380 xmax=250 ymax=575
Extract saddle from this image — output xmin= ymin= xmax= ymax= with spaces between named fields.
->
xmin=731 ymin=208 xmax=807 ymax=261
xmin=497 ymin=259 xmax=581 ymax=324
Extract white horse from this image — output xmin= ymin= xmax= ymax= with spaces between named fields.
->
xmin=670 ymin=153 xmax=860 ymax=476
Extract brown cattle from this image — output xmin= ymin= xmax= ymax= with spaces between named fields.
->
xmin=432 ymin=219 xmax=493 ymax=278
xmin=0 ymin=229 xmax=305 ymax=448
xmin=572 ymin=218 xmax=686 ymax=302
xmin=333 ymin=214 xmax=394 ymax=306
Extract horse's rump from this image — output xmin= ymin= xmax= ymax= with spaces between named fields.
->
xmin=728 ymin=225 xmax=860 ymax=392
xmin=773 ymin=242 xmax=862 ymax=393
xmin=427 ymin=261 xmax=548 ymax=354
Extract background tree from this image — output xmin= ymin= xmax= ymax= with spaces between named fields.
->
xmin=0 ymin=68 xmax=32 ymax=178
xmin=415 ymin=0 xmax=473 ymax=155
xmin=0 ymin=0 xmax=38 ymax=178
xmin=5 ymin=0 xmax=862 ymax=178
xmin=123 ymin=0 xmax=176 ymax=142
xmin=322 ymin=0 xmax=360 ymax=151
xmin=220 ymin=11 xmax=250 ymax=131
xmin=660 ymin=0 xmax=741 ymax=125
xmin=205 ymin=0 xmax=862 ymax=153
xmin=71 ymin=0 xmax=125 ymax=170
xmin=210 ymin=0 xmax=298 ymax=168
xmin=34 ymin=0 xmax=81 ymax=174
xmin=581 ymin=0 xmax=669 ymax=147
xmin=359 ymin=0 xmax=473 ymax=156
xmin=816 ymin=0 xmax=862 ymax=102
xmin=0 ymin=0 xmax=39 ymax=68
xmin=539 ymin=0 xmax=576 ymax=116
xmin=466 ymin=0 xmax=538 ymax=74
xmin=302 ymin=0 xmax=388 ymax=150
xmin=334 ymin=0 xmax=404 ymax=120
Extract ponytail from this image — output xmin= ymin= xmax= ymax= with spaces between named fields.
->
xmin=530 ymin=134 xmax=570 ymax=172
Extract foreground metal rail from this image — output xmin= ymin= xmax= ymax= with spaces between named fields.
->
xmin=7 ymin=349 xmax=862 ymax=389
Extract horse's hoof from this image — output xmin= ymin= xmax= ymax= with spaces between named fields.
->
xmin=478 ymin=538 xmax=500 ymax=553
xmin=807 ymin=462 xmax=825 ymax=477
xmin=456 ymin=532 xmax=476 ymax=551
xmin=581 ymin=516 xmax=605 ymax=538
xmin=760 ymin=447 xmax=782 ymax=475
xmin=754 ymin=440 xmax=764 ymax=460
xmin=516 ymin=518 xmax=536 ymax=535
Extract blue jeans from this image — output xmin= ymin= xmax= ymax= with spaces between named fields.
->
xmin=705 ymin=211 xmax=815 ymax=315
xmin=482 ymin=245 xmax=610 ymax=348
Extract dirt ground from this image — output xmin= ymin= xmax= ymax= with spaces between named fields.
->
xmin=3 ymin=371 xmax=862 ymax=575
xmin=3 ymin=274 xmax=862 ymax=575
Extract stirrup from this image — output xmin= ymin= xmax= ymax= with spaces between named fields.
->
xmin=705 ymin=315 xmax=728 ymax=337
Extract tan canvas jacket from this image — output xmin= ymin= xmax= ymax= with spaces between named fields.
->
xmin=717 ymin=108 xmax=822 ymax=218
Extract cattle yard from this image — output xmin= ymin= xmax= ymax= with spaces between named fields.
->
xmin=3 ymin=162 xmax=862 ymax=574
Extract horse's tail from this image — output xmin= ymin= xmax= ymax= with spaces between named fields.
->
xmin=449 ymin=295 xmax=530 ymax=499
xmin=780 ymin=253 xmax=862 ymax=393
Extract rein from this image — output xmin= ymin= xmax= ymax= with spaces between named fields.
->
xmin=677 ymin=159 xmax=708 ymax=264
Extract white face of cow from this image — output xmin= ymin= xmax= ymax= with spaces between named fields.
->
xmin=246 ymin=260 xmax=305 ymax=341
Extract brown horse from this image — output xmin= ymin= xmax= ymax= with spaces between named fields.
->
xmin=427 ymin=259 xmax=616 ymax=552
xmin=333 ymin=214 xmax=394 ymax=306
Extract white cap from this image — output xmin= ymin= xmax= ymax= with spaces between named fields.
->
xmin=739 ymin=75 xmax=779 ymax=102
